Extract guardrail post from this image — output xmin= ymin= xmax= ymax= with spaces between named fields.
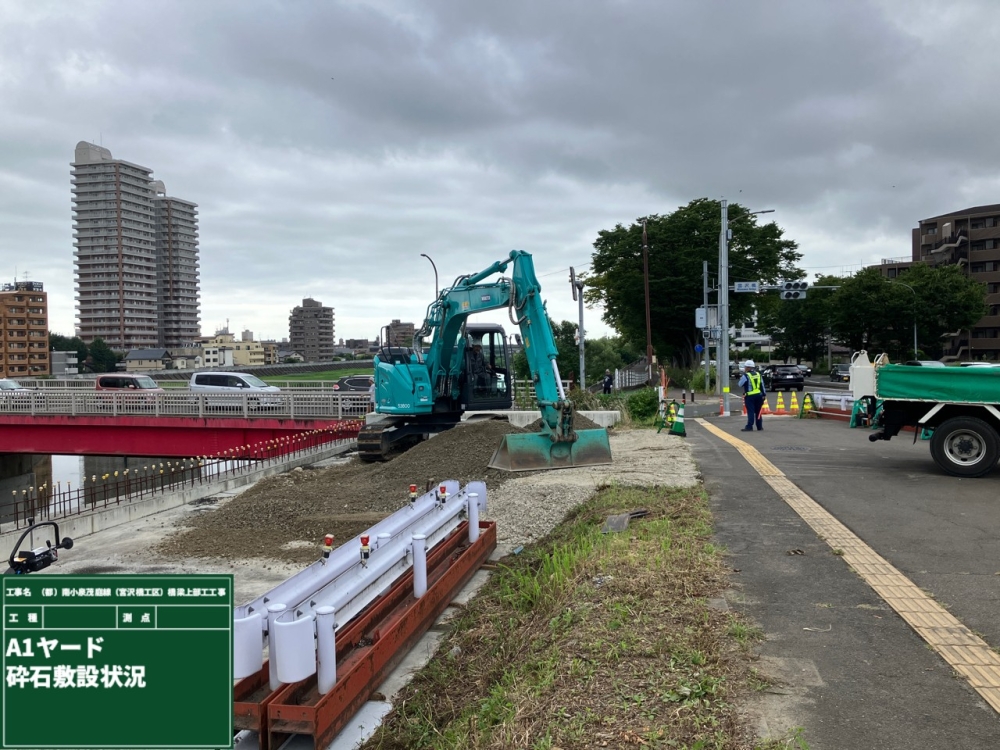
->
xmin=289 ymin=394 xmax=295 ymax=420
xmin=155 ymin=393 xmax=160 ymax=417
xmin=242 ymin=393 xmax=249 ymax=418
xmin=198 ymin=394 xmax=204 ymax=418
xmin=412 ymin=534 xmax=427 ymax=598
xmin=70 ymin=392 xmax=76 ymax=417
xmin=468 ymin=493 xmax=480 ymax=543
xmin=266 ymin=603 xmax=287 ymax=691
xmin=315 ymin=606 xmax=337 ymax=694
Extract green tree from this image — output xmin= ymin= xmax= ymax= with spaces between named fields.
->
xmin=49 ymin=332 xmax=88 ymax=363
xmin=585 ymin=199 xmax=801 ymax=367
xmin=756 ymin=275 xmax=843 ymax=364
xmin=829 ymin=265 xmax=985 ymax=360
xmin=900 ymin=263 xmax=987 ymax=359
xmin=87 ymin=338 xmax=119 ymax=373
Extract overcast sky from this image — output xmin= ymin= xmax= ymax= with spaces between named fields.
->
xmin=2 ymin=0 xmax=999 ymax=344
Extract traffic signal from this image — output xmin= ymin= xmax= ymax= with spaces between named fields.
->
xmin=780 ymin=281 xmax=808 ymax=300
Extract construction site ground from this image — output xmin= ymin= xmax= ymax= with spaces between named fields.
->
xmin=33 ymin=409 xmax=1000 ymax=748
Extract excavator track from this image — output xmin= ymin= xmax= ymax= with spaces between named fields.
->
xmin=357 ymin=419 xmax=398 ymax=462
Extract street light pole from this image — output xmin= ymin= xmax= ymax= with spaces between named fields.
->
xmin=642 ymin=220 xmax=653 ymax=381
xmin=889 ymin=279 xmax=919 ymax=358
xmin=719 ymin=204 xmax=775 ymax=416
xmin=719 ymin=202 xmax=730 ymax=414
xmin=420 ymin=253 xmax=439 ymax=298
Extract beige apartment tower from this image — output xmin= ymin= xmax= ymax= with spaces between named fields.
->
xmin=72 ymin=142 xmax=200 ymax=351
xmin=289 ymin=298 xmax=335 ymax=362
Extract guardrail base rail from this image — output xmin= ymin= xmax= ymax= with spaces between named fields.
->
xmin=234 ymin=520 xmax=496 ymax=750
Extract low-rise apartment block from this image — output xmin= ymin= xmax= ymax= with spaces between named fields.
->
xmin=1 ymin=281 xmax=49 ymax=377
xmin=879 ymin=204 xmax=1000 ymax=360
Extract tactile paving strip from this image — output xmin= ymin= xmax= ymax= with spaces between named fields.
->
xmin=695 ymin=418 xmax=1000 ymax=712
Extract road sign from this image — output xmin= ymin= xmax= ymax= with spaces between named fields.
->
xmin=734 ymin=281 xmax=759 ymax=293
xmin=695 ymin=344 xmax=704 ymax=354
xmin=2 ymin=575 xmax=233 ymax=749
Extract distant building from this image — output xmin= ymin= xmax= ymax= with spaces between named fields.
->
xmin=877 ymin=204 xmax=1000 ymax=360
xmin=289 ymin=298 xmax=335 ymax=362
xmin=72 ymin=142 xmax=200 ymax=351
xmin=386 ymin=319 xmax=415 ymax=347
xmin=124 ymin=348 xmax=172 ymax=372
xmin=204 ymin=331 xmax=264 ymax=367
xmin=1 ymin=281 xmax=49 ymax=377
xmin=260 ymin=341 xmax=280 ymax=365
xmin=151 ymin=180 xmax=200 ymax=348
xmin=50 ymin=350 xmax=79 ymax=377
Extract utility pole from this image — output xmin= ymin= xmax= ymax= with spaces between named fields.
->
xmin=570 ymin=268 xmax=586 ymax=390
xmin=642 ymin=220 xmax=653 ymax=381
xmin=703 ymin=260 xmax=710 ymax=393
xmin=719 ymin=201 xmax=731 ymax=416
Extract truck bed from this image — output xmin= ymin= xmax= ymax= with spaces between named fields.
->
xmin=875 ymin=364 xmax=1000 ymax=404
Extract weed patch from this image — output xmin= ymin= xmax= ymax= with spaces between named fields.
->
xmin=364 ymin=484 xmax=777 ymax=749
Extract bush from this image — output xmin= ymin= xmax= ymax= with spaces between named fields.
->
xmin=625 ymin=387 xmax=660 ymax=422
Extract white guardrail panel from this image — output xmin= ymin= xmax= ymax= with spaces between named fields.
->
xmin=0 ymin=390 xmax=371 ymax=419
xmin=233 ymin=481 xmax=488 ymax=690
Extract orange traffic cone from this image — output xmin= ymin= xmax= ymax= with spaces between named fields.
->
xmin=719 ymin=397 xmax=724 ymax=416
xmin=775 ymin=391 xmax=787 ymax=415
xmin=790 ymin=391 xmax=800 ymax=413
xmin=760 ymin=396 xmax=771 ymax=415
xmin=741 ymin=399 xmax=748 ymax=417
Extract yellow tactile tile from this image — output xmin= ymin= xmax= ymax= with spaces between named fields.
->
xmin=695 ymin=417 xmax=1000 ymax=715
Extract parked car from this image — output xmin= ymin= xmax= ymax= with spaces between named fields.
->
xmin=332 ymin=375 xmax=373 ymax=392
xmin=95 ymin=374 xmax=164 ymax=409
xmin=0 ymin=379 xmax=33 ymax=409
xmin=762 ymin=364 xmax=804 ymax=391
xmin=903 ymin=360 xmax=946 ymax=367
xmin=189 ymin=372 xmax=282 ymax=408
xmin=95 ymin=374 xmax=164 ymax=392
xmin=830 ymin=364 xmax=851 ymax=382
xmin=795 ymin=364 xmax=812 ymax=378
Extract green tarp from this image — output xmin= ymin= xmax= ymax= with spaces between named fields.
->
xmin=875 ymin=364 xmax=1000 ymax=403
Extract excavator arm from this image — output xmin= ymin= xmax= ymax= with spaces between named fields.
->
xmin=368 ymin=250 xmax=613 ymax=471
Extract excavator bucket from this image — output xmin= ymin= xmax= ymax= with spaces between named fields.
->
xmin=488 ymin=428 xmax=613 ymax=472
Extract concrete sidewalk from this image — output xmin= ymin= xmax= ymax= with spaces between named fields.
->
xmin=689 ymin=414 xmax=999 ymax=749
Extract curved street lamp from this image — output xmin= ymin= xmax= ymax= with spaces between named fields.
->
xmin=420 ymin=254 xmax=439 ymax=298
xmin=888 ymin=279 xmax=919 ymax=359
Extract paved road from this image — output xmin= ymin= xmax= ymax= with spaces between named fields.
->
xmin=690 ymin=414 xmax=1000 ymax=749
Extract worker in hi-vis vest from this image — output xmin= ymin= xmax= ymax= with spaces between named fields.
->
xmin=738 ymin=360 xmax=766 ymax=432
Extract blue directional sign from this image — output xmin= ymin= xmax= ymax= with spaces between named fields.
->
xmin=694 ymin=344 xmax=704 ymax=354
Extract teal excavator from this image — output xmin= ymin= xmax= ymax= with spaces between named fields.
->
xmin=357 ymin=250 xmax=614 ymax=472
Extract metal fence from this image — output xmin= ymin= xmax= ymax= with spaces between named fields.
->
xmin=2 ymin=423 xmax=361 ymax=530
xmin=0 ymin=391 xmax=373 ymax=419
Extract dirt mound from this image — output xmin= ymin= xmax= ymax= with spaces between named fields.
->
xmin=524 ymin=413 xmax=605 ymax=432
xmin=157 ymin=419 xmax=527 ymax=564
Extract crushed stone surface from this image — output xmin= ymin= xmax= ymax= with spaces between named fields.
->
xmin=44 ymin=419 xmax=699 ymax=606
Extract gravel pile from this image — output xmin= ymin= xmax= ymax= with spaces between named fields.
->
xmin=157 ymin=419 xmax=529 ymax=563
xmin=155 ymin=413 xmax=664 ymax=565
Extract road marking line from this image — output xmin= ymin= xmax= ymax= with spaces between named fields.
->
xmin=696 ymin=418 xmax=1000 ymax=710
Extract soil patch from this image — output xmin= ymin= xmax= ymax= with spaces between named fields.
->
xmin=157 ymin=419 xmax=529 ymax=564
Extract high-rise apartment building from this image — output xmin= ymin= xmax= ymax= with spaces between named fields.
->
xmin=0 ymin=281 xmax=49 ymax=377
xmin=878 ymin=204 xmax=1000 ymax=360
xmin=385 ymin=319 xmax=415 ymax=347
xmin=289 ymin=298 xmax=335 ymax=362
xmin=152 ymin=180 xmax=200 ymax=347
xmin=72 ymin=142 xmax=200 ymax=351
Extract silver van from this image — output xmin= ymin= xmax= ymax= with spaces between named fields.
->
xmin=189 ymin=372 xmax=282 ymax=408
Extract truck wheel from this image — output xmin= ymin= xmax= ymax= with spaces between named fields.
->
xmin=929 ymin=417 xmax=1000 ymax=478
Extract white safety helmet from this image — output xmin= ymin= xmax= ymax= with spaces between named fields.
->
xmin=744 ymin=359 xmax=756 ymax=369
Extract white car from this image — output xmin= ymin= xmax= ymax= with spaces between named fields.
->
xmin=0 ymin=379 xmax=33 ymax=409
xmin=189 ymin=372 xmax=282 ymax=408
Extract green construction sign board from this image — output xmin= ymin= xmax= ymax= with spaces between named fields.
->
xmin=1 ymin=575 xmax=233 ymax=749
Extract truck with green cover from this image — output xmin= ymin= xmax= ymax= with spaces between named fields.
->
xmin=864 ymin=364 xmax=1000 ymax=477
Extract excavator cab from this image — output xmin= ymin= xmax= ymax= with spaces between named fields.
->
xmin=462 ymin=324 xmax=513 ymax=411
